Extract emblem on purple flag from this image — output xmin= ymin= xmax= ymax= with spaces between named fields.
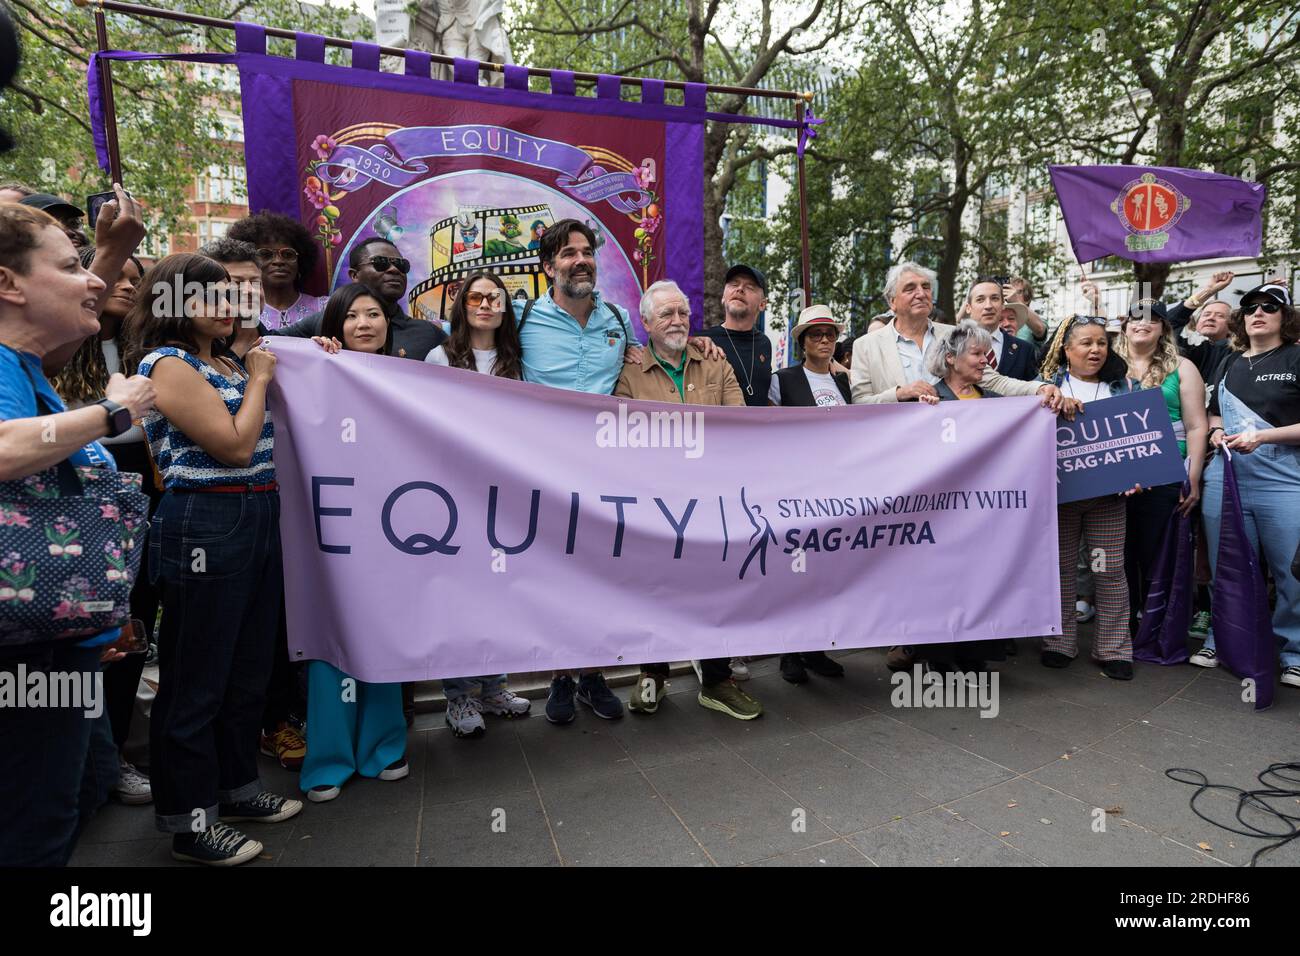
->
xmin=1049 ymin=164 xmax=1265 ymax=264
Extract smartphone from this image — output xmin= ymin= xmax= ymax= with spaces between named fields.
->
xmin=108 ymin=617 xmax=149 ymax=656
xmin=87 ymin=189 xmax=116 ymax=229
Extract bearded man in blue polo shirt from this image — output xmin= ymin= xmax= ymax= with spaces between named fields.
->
xmin=518 ymin=219 xmax=633 ymax=723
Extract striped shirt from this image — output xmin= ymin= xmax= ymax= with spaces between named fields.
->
xmin=137 ymin=347 xmax=275 ymax=489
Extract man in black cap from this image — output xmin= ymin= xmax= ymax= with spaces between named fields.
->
xmin=701 ymin=264 xmax=772 ymax=408
xmin=20 ymin=193 xmax=89 ymax=249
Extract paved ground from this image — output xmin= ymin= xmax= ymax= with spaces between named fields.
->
xmin=73 ymin=631 xmax=1300 ymax=867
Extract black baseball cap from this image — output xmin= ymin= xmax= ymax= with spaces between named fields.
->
xmin=725 ymin=263 xmax=767 ymax=294
xmin=20 ymin=193 xmax=84 ymax=220
xmin=1239 ymin=283 xmax=1292 ymax=310
xmin=1126 ymin=298 xmax=1169 ymax=323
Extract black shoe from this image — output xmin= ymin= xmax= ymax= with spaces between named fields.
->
xmin=780 ymin=654 xmax=808 ymax=684
xmin=1100 ymin=659 xmax=1134 ymax=681
xmin=801 ymin=651 xmax=845 ymax=678
xmin=171 ymin=823 xmax=262 ymax=866
xmin=1041 ymin=651 xmax=1072 ymax=669
xmin=219 ymin=790 xmax=303 ymax=824
xmin=546 ymin=675 xmax=577 ymax=724
xmin=576 ymin=672 xmax=624 ymax=719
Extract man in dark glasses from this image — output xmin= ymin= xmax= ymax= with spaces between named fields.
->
xmin=273 ymin=237 xmax=447 ymax=361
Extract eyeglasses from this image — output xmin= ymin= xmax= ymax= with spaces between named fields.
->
xmin=465 ymin=290 xmax=503 ymax=309
xmin=1244 ymin=301 xmax=1282 ymax=314
xmin=254 ymin=247 xmax=298 ymax=264
xmin=364 ymin=255 xmax=410 ymax=275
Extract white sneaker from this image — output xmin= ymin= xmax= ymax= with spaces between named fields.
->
xmin=378 ymin=758 xmax=409 ymax=781
xmin=1075 ymin=600 xmax=1096 ymax=623
xmin=307 ymin=784 xmax=340 ymax=803
xmin=113 ymin=760 xmax=153 ymax=805
xmin=1189 ymin=648 xmax=1218 ymax=668
xmin=1281 ymin=666 xmax=1300 ymax=688
xmin=478 ymin=688 xmax=531 ymax=718
xmin=445 ymin=695 xmax=485 ymax=738
xmin=729 ymin=658 xmax=751 ymax=681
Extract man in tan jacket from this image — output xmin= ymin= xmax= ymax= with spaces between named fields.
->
xmin=614 ymin=281 xmax=746 ymax=408
xmin=850 ymin=261 xmax=1068 ymax=410
xmin=614 ymin=280 xmax=761 ymax=721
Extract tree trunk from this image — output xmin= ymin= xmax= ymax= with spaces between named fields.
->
xmin=702 ymin=122 xmax=729 ymax=327
xmin=936 ymin=202 xmax=964 ymax=324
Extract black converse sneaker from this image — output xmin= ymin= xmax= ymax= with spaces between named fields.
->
xmin=171 ymin=822 xmax=263 ymax=866
xmin=219 ymin=790 xmax=303 ymax=824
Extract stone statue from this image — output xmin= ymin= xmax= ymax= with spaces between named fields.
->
xmin=410 ymin=0 xmax=513 ymax=84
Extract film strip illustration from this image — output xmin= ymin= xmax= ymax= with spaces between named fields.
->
xmin=409 ymin=203 xmax=554 ymax=324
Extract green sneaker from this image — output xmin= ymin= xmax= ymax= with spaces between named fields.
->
xmin=1189 ymin=610 xmax=1211 ymax=639
xmin=627 ymin=673 xmax=665 ymax=714
xmin=698 ymin=679 xmax=762 ymax=720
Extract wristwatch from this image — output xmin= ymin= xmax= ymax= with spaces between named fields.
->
xmin=95 ymin=398 xmax=133 ymax=437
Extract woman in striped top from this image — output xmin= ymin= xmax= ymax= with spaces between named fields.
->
xmin=122 ymin=254 xmax=301 ymax=866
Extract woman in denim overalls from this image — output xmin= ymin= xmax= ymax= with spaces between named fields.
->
xmin=1194 ymin=284 xmax=1300 ymax=687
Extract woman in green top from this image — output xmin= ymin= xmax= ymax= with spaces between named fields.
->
xmin=1115 ymin=301 xmax=1208 ymax=634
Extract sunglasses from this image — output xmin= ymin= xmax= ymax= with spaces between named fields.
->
xmin=254 ymin=247 xmax=298 ymax=264
xmin=364 ymin=255 xmax=410 ymax=275
xmin=1071 ymin=314 xmax=1109 ymax=326
xmin=465 ymin=290 xmax=504 ymax=309
xmin=1243 ymin=301 xmax=1282 ymax=314
xmin=802 ymin=328 xmax=837 ymax=341
xmin=1123 ymin=315 xmax=1163 ymax=327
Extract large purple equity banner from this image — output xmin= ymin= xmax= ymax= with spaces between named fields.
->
xmin=267 ymin=340 xmax=1063 ymax=683
xmin=235 ymin=25 xmax=705 ymax=335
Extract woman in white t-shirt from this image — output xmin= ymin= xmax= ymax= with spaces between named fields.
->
xmin=768 ymin=306 xmax=851 ymax=684
xmin=423 ymin=272 xmax=533 ymax=736
xmin=424 ymin=271 xmax=524 ymax=380
xmin=1038 ymin=315 xmax=1141 ymax=680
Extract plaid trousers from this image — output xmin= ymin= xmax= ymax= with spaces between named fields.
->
xmin=1046 ymin=495 xmax=1132 ymax=661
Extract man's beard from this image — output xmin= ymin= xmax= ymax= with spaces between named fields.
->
xmin=661 ymin=331 xmax=688 ymax=352
xmin=560 ymin=268 xmax=595 ymax=299
xmin=725 ymin=299 xmax=753 ymax=323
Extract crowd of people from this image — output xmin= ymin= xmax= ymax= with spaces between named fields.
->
xmin=2 ymin=183 xmax=1298 ymax=868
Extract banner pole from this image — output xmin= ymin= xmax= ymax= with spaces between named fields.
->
xmin=795 ymin=96 xmax=811 ymax=306
xmin=89 ymin=2 xmax=124 ymax=184
xmin=75 ymin=0 xmax=805 ymax=104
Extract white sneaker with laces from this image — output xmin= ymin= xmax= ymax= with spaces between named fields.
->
xmin=729 ymin=658 xmax=751 ymax=681
xmin=1281 ymin=666 xmax=1300 ymax=688
xmin=113 ymin=760 xmax=152 ymax=805
xmin=478 ymin=689 xmax=531 ymax=717
xmin=445 ymin=695 xmax=486 ymax=737
xmin=1075 ymin=600 xmax=1095 ymax=623
xmin=1189 ymin=647 xmax=1218 ymax=668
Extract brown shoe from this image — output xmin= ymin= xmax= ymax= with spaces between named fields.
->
xmin=885 ymin=646 xmax=915 ymax=671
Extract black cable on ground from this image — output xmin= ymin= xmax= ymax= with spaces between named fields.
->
xmin=1165 ymin=762 xmax=1300 ymax=866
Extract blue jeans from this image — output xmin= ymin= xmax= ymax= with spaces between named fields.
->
xmin=0 ymin=640 xmax=102 ymax=865
xmin=442 ymin=674 xmax=507 ymax=699
xmin=1201 ymin=384 xmax=1300 ymax=668
xmin=148 ymin=489 xmax=283 ymax=833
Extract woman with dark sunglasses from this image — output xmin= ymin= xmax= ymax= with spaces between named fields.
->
xmin=227 ymin=213 xmax=326 ymax=331
xmin=1193 ymin=284 xmax=1300 ymax=687
xmin=1038 ymin=315 xmax=1142 ymax=680
xmin=424 ymin=272 xmax=531 ymax=736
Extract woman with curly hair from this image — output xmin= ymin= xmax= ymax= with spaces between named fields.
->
xmin=1114 ymin=299 xmax=1208 ymax=634
xmin=227 ymin=211 xmax=326 ymax=331
xmin=1193 ymin=284 xmax=1300 ymax=687
xmin=1038 ymin=315 xmax=1142 ymax=680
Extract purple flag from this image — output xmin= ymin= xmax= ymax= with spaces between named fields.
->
xmin=1212 ymin=452 xmax=1275 ymax=710
xmin=1049 ymin=165 xmax=1265 ymax=264
xmin=265 ymin=340 xmax=1063 ymax=684
xmin=1133 ymin=481 xmax=1193 ymax=666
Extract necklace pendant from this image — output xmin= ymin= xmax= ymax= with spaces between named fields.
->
xmin=745 ymin=384 xmax=753 ymax=396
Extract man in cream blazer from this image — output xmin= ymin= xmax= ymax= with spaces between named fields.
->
xmin=851 ymin=261 xmax=1067 ymax=410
